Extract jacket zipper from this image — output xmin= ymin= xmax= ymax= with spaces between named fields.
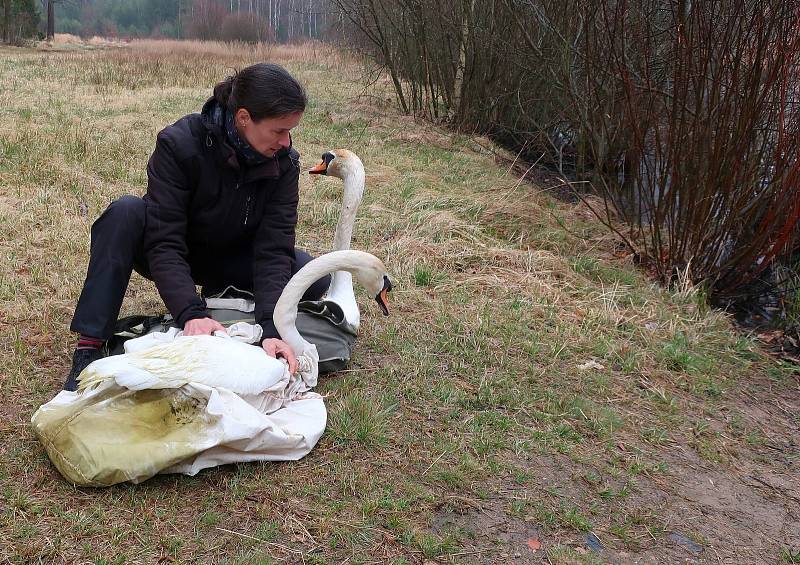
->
xmin=236 ymin=173 xmax=252 ymax=227
xmin=244 ymin=192 xmax=252 ymax=226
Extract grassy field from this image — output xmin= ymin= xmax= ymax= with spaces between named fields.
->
xmin=0 ymin=38 xmax=799 ymax=564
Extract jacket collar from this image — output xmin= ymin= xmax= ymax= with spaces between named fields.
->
xmin=200 ymin=97 xmax=290 ymax=182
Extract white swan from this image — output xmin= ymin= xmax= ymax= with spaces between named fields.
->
xmin=308 ymin=149 xmax=366 ymax=329
xmin=77 ymin=250 xmax=392 ymax=395
xmin=78 ymin=333 xmax=284 ymax=395
xmin=276 ymin=249 xmax=391 ymax=359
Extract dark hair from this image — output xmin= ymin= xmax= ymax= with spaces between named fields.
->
xmin=213 ymin=63 xmax=307 ymax=121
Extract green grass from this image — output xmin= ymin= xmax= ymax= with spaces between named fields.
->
xmin=326 ymin=389 xmax=396 ymax=448
xmin=782 ymin=548 xmax=800 ymax=563
xmin=0 ymin=38 xmax=797 ymax=564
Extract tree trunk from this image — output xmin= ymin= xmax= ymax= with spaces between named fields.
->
xmin=289 ymin=0 xmax=294 ymax=39
xmin=451 ymin=0 xmax=475 ymax=121
xmin=46 ymin=0 xmax=54 ymax=41
xmin=2 ymin=0 xmax=10 ymax=44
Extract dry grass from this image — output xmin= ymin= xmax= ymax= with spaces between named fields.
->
xmin=43 ymin=35 xmax=356 ymax=66
xmin=0 ymin=40 xmax=798 ymax=564
xmin=134 ymin=38 xmax=354 ymax=65
xmin=51 ymin=34 xmax=124 ymax=46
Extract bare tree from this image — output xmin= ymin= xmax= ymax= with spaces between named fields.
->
xmin=46 ymin=0 xmax=53 ymax=39
xmin=2 ymin=0 xmax=10 ymax=43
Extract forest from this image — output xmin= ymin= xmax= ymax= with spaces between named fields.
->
xmin=0 ymin=0 xmax=330 ymax=43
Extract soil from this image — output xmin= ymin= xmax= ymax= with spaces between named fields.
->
xmin=428 ymin=374 xmax=800 ymax=564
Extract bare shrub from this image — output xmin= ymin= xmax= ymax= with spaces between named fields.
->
xmin=185 ymin=0 xmax=228 ymax=41
xmin=581 ymin=0 xmax=800 ymax=301
xmin=334 ymin=0 xmax=800 ymax=312
xmin=219 ymin=12 xmax=273 ymax=44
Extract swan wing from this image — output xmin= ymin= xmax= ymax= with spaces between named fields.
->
xmin=80 ymin=336 xmax=287 ymax=395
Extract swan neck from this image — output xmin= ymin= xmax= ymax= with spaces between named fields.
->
xmin=332 ymin=167 xmax=365 ymax=252
xmin=274 ymin=251 xmax=371 ymax=353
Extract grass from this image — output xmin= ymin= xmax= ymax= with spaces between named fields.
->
xmin=783 ymin=548 xmax=800 ymax=564
xmin=0 ymin=36 xmax=798 ymax=563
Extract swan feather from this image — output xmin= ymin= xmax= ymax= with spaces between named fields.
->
xmin=79 ymin=335 xmax=287 ymax=395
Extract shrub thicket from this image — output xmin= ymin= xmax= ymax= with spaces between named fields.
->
xmin=335 ymin=0 xmax=800 ymax=315
xmin=219 ymin=12 xmax=273 ymax=44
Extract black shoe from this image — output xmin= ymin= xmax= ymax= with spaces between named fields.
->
xmin=63 ymin=348 xmax=103 ymax=392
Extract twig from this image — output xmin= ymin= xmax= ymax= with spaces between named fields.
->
xmin=749 ymin=475 xmax=800 ymax=504
xmin=288 ymin=515 xmax=318 ymax=546
xmin=445 ymin=547 xmax=497 ymax=557
xmin=213 ymin=527 xmax=306 ymax=555
xmin=421 ymin=450 xmax=447 ymax=476
xmin=500 ymin=153 xmax=544 ymax=204
xmin=444 ymin=495 xmax=483 ymax=509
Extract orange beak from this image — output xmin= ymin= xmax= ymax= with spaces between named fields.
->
xmin=378 ymin=288 xmax=391 ymax=315
xmin=308 ymin=160 xmax=327 ymax=175
xmin=375 ymin=275 xmax=392 ymax=316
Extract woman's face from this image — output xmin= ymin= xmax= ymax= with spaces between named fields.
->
xmin=235 ymin=109 xmax=303 ymax=157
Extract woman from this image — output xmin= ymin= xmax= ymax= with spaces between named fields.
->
xmin=63 ymin=63 xmax=327 ymax=391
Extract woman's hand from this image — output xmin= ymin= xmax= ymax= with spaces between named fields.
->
xmin=262 ymin=338 xmax=298 ymax=374
xmin=184 ymin=317 xmax=226 ymax=336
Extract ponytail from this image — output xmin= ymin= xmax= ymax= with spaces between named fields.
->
xmin=213 ymin=73 xmax=236 ymax=108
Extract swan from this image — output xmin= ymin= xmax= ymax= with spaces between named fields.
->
xmin=77 ymin=250 xmax=392 ymax=395
xmin=276 ymin=249 xmax=391 ymax=371
xmin=306 ymin=149 xmax=365 ymax=329
xmin=78 ymin=333 xmax=284 ymax=394
xmin=296 ymin=150 xmax=373 ymax=372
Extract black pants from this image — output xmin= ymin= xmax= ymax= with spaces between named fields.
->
xmin=70 ymin=195 xmax=330 ymax=339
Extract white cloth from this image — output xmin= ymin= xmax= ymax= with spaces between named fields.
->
xmin=31 ymin=323 xmax=325 ymax=486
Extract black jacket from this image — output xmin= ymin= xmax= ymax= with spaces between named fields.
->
xmin=142 ymin=98 xmax=300 ymax=339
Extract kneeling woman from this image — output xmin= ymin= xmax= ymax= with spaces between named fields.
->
xmin=64 ymin=63 xmax=328 ymax=390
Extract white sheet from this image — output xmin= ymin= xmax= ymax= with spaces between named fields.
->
xmin=31 ymin=323 xmax=326 ymax=486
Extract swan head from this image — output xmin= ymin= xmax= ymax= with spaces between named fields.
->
xmin=308 ymin=149 xmax=364 ymax=180
xmin=346 ymin=251 xmax=392 ymax=316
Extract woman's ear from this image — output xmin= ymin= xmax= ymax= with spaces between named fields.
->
xmin=235 ymin=108 xmax=252 ymax=129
